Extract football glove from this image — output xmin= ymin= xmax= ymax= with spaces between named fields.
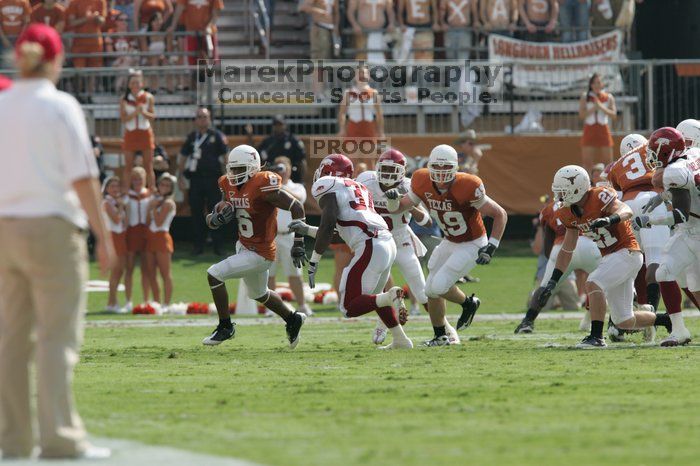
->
xmin=589 ymin=217 xmax=611 ymax=229
xmin=476 ymin=243 xmax=497 ymax=265
xmin=641 ymin=194 xmax=663 ymax=214
xmin=209 ymin=203 xmax=234 ymax=228
xmin=632 ymin=215 xmax=651 ymax=231
xmin=307 ymin=261 xmax=318 ymax=289
xmin=385 ymin=188 xmax=401 ymax=200
xmin=537 ymin=279 xmax=557 ymax=308
xmin=291 ymin=238 xmax=307 ymax=268
xmin=288 ymin=219 xmax=313 ymax=237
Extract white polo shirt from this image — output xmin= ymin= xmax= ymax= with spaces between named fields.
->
xmin=0 ymin=79 xmax=99 ymax=229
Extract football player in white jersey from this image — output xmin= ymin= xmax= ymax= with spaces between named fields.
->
xmin=356 ymin=149 xmax=432 ymax=344
xmin=289 ymin=154 xmax=414 ymax=350
xmin=634 ymin=127 xmax=700 ymax=346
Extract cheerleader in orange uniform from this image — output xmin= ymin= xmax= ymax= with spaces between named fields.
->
xmin=125 ymin=167 xmax=153 ymax=310
xmin=146 ymin=173 xmax=176 ymax=309
xmin=120 ymin=69 xmax=156 ymax=191
xmin=579 ymin=73 xmax=617 ymax=174
xmin=102 ymin=176 xmax=129 ymax=313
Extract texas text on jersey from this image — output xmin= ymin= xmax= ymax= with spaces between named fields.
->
xmin=218 ymin=170 xmax=281 ymax=260
xmin=408 ymin=168 xmax=487 ymax=242
xmin=556 ymin=186 xmax=639 ymax=256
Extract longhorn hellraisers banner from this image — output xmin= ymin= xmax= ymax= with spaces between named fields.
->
xmin=488 ymin=30 xmax=624 ymax=95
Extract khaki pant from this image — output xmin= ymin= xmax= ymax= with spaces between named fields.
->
xmin=0 ymin=217 xmax=88 ymax=458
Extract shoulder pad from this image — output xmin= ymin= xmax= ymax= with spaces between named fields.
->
xmin=355 ymin=170 xmax=377 ymax=185
xmin=663 ymin=163 xmax=692 ymax=190
xmin=312 ymin=176 xmax=338 ymax=200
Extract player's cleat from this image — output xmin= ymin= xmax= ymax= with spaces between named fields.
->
xmin=202 ymin=323 xmax=236 ymax=346
xmin=286 ymin=311 xmax=306 ymax=349
xmin=372 ymin=323 xmax=388 ymax=345
xmin=456 ymin=294 xmax=481 ymax=330
xmin=378 ymin=337 xmax=414 ymax=350
xmin=642 ymin=325 xmax=656 ymax=343
xmin=445 ymin=322 xmax=461 ymax=345
xmin=660 ymin=328 xmax=692 ymax=347
xmin=422 ymin=335 xmax=452 ymax=347
xmin=607 ymin=318 xmax=626 ymax=342
xmin=514 ymin=318 xmax=535 ymax=334
xmin=575 ymin=335 xmax=607 ymax=349
xmin=386 ymin=286 xmax=408 ymax=325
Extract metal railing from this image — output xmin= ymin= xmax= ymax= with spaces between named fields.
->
xmin=248 ymin=0 xmax=271 ymax=59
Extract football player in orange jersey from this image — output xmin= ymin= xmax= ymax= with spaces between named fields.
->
xmin=392 ymin=145 xmax=508 ymax=346
xmin=202 ymin=145 xmax=308 ymax=349
xmin=538 ymin=165 xmax=672 ymax=348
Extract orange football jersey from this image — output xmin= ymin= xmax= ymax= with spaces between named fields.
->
xmin=539 ymin=201 xmax=565 ymax=245
xmin=556 ymin=186 xmax=639 ymax=256
xmin=218 ymin=171 xmax=281 ymax=261
xmin=607 ymin=146 xmax=658 ymax=200
xmin=410 ymin=169 xmax=486 ymax=243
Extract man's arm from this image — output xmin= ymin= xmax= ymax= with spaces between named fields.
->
xmin=477 ymin=197 xmax=508 ymax=243
xmin=264 ymin=189 xmax=306 ymax=220
xmin=536 ymin=227 xmax=578 ymax=307
xmin=591 ymin=197 xmax=633 ymax=229
xmin=542 ymin=224 xmax=556 ymax=259
xmin=313 ymin=193 xmax=339 ymax=256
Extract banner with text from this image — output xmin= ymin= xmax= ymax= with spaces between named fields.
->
xmin=488 ymin=30 xmax=625 ymax=95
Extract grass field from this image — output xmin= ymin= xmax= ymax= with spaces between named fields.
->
xmin=77 ymin=242 xmax=699 ymax=465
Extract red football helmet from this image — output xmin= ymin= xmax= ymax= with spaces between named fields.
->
xmin=314 ymin=153 xmax=354 ymax=182
xmin=376 ymin=148 xmax=407 ymax=186
xmin=646 ymin=127 xmax=686 ymax=169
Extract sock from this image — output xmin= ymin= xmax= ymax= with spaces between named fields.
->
xmin=670 ymin=312 xmax=687 ymax=333
xmin=375 ymin=290 xmax=394 ymax=308
xmin=390 ymin=324 xmax=408 ymax=341
xmin=634 ymin=265 xmax=648 ymax=304
xmin=345 ymin=295 xmax=380 ymax=317
xmin=590 ymin=320 xmax=604 ymax=339
xmin=682 ymin=288 xmax=700 ymax=310
xmin=525 ymin=307 xmax=539 ymax=321
xmin=654 ymin=312 xmax=671 ymax=330
xmin=433 ymin=325 xmax=446 ymax=337
xmin=646 ymin=283 xmax=660 ymax=310
xmin=659 ymin=281 xmax=682 ymax=314
xmin=220 ymin=317 xmax=232 ymax=328
xmin=376 ymin=306 xmax=399 ymax=328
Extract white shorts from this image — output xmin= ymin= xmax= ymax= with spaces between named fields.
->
xmin=425 ymin=236 xmax=487 ymax=298
xmin=624 ymin=191 xmax=670 ymax=265
xmin=338 ymin=235 xmax=396 ymax=317
xmin=656 ymin=229 xmax=700 ymax=292
xmin=269 ymin=233 xmax=301 ymax=278
xmin=207 ymin=242 xmax=272 ymax=300
xmin=540 ymin=236 xmax=601 ymax=288
xmin=588 ymin=249 xmax=643 ymax=324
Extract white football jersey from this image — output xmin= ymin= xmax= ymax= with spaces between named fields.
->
xmin=312 ymin=175 xmax=389 ymax=250
xmin=355 ymin=171 xmax=412 ymax=234
xmin=663 ymin=149 xmax=700 ymax=230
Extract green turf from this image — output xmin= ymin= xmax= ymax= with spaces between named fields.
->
xmin=76 ymin=319 xmax=700 ymax=466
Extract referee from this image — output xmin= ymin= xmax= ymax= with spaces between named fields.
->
xmin=0 ymin=25 xmax=116 ymax=459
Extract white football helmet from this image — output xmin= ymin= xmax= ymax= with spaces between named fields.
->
xmin=676 ymin=119 xmax=700 ymax=149
xmin=427 ymin=144 xmax=459 ymax=183
xmin=226 ymin=144 xmax=260 ymax=186
xmin=619 ymin=133 xmax=647 ymax=157
xmin=551 ymin=165 xmax=591 ymax=207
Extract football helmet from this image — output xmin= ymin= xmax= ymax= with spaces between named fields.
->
xmin=376 ymin=148 xmax=407 ymax=186
xmin=226 ymin=144 xmax=260 ymax=186
xmin=676 ymin=119 xmax=700 ymax=149
xmin=427 ymin=144 xmax=459 ymax=183
xmin=551 ymin=165 xmax=591 ymax=207
xmin=619 ymin=133 xmax=647 ymax=157
xmin=314 ymin=153 xmax=354 ymax=182
xmin=646 ymin=127 xmax=686 ymax=169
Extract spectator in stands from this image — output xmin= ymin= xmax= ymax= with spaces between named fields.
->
xmin=145 ymin=11 xmax=170 ymax=92
xmin=397 ymin=0 xmax=439 ymax=62
xmin=121 ymin=69 xmax=156 ymax=192
xmin=518 ymin=0 xmax=557 ymax=41
xmin=480 ymin=0 xmax=518 ymax=36
xmin=105 ymin=11 xmax=139 ymax=87
xmin=29 ymin=0 xmax=65 ymax=32
xmin=257 ymin=115 xmax=307 ymax=183
xmin=177 ymin=107 xmax=228 ymax=255
xmin=590 ymin=0 xmax=637 ymax=37
xmin=579 ymin=72 xmax=616 ymax=173
xmin=0 ymin=0 xmax=30 ymax=58
xmin=559 ymin=0 xmax=589 ymax=42
xmin=439 ymin=0 xmax=479 ymax=60
xmin=133 ymin=0 xmax=171 ymax=31
xmin=168 ymin=0 xmax=222 ymax=68
xmin=300 ymin=0 xmax=338 ymax=98
xmin=66 ymin=0 xmax=106 ymax=98
xmin=112 ymin=0 xmax=135 ymax=29
xmin=346 ymin=0 xmax=395 ymax=60
xmin=454 ymin=129 xmax=483 ymax=174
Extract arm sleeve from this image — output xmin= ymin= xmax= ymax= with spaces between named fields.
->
xmin=468 ymin=179 xmax=487 ymax=209
xmin=259 ymin=171 xmax=282 ymax=193
xmin=56 ymin=96 xmax=100 ymax=183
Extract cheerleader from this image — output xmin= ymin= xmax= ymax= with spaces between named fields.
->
xmin=120 ymin=69 xmax=156 ymax=191
xmin=102 ymin=176 xmax=129 ymax=313
xmin=125 ymin=166 xmax=153 ymax=310
xmin=579 ymin=73 xmax=617 ymax=174
xmin=146 ymin=173 xmax=176 ymax=310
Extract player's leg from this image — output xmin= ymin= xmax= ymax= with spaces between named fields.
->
xmin=371 ymin=241 xmax=412 ymax=350
xmin=423 ymin=240 xmax=454 ymax=344
xmin=395 ymin=245 xmax=428 ymax=310
xmin=278 ymin=235 xmax=311 ymax=316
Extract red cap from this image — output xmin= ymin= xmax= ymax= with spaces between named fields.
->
xmin=0 ymin=75 xmax=11 ymax=92
xmin=15 ymin=24 xmax=63 ymax=63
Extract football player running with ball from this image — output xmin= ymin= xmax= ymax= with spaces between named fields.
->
xmin=203 ymin=145 xmax=308 ymax=348
xmin=539 ymin=165 xmax=671 ymax=348
xmin=356 ymin=149 xmax=432 ymax=345
xmin=289 ymin=154 xmax=414 ymax=350
xmin=391 ymin=145 xmax=508 ymax=346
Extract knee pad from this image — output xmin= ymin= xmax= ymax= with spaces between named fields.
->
xmin=207 ymin=266 xmax=224 ymax=283
xmin=425 ymin=271 xmax=453 ymax=298
xmin=655 ymin=264 xmax=676 ymax=283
